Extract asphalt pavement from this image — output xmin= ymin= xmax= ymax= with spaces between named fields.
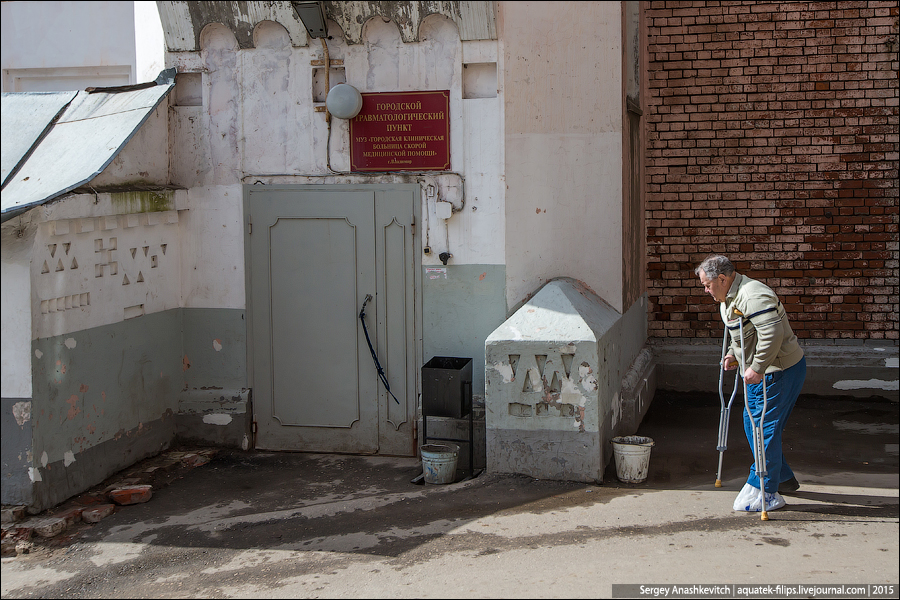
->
xmin=2 ymin=391 xmax=897 ymax=598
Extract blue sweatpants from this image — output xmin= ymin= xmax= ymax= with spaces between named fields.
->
xmin=743 ymin=357 xmax=807 ymax=493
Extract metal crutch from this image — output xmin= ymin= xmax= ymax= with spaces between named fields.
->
xmin=715 ymin=326 xmax=739 ymax=488
xmin=735 ymin=308 xmax=770 ymax=521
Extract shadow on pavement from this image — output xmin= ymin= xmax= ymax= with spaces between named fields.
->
xmin=18 ymin=391 xmax=899 ymax=559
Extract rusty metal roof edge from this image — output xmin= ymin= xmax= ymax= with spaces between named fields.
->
xmin=0 ymin=69 xmax=177 ymax=224
xmin=85 ymin=67 xmax=177 ymax=94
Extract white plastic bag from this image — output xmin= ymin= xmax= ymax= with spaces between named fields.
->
xmin=733 ymin=482 xmax=786 ymax=512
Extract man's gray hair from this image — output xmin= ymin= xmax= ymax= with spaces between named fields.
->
xmin=695 ymin=255 xmax=734 ymax=278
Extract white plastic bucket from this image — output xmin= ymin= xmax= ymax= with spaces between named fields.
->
xmin=611 ymin=436 xmax=655 ymax=483
xmin=421 ymin=443 xmax=459 ymax=484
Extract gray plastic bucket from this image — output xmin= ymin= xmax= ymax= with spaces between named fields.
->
xmin=421 ymin=443 xmax=459 ymax=484
xmin=611 ymin=436 xmax=655 ymax=483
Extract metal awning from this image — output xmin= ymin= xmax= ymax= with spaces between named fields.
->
xmin=1 ymin=68 xmax=176 ymax=223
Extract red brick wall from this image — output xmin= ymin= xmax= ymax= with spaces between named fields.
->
xmin=645 ymin=1 xmax=900 ymax=341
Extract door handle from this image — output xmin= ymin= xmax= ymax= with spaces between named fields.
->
xmin=359 ymin=294 xmax=400 ymax=404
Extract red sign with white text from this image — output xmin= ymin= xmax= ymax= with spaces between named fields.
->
xmin=349 ymin=91 xmax=450 ymax=172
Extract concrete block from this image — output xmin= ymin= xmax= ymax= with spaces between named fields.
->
xmin=108 ymin=485 xmax=153 ymax=505
xmin=181 ymin=453 xmax=210 ymax=467
xmin=82 ymin=504 xmax=116 ymax=523
xmin=103 ymin=478 xmax=142 ymax=494
xmin=0 ymin=526 xmax=32 ymax=556
xmin=76 ymin=492 xmax=112 ymax=507
xmin=1 ymin=524 xmax=34 ymax=542
xmin=1 ymin=506 xmax=27 ymax=524
xmin=54 ymin=507 xmax=83 ymax=527
xmin=157 ymin=458 xmax=184 ymax=472
xmin=1 ymin=537 xmax=17 ymax=557
xmin=32 ymin=517 xmax=68 ymax=538
xmin=485 ymin=278 xmax=631 ymax=483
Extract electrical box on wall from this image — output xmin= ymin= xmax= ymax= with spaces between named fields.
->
xmin=436 ymin=201 xmax=452 ymax=220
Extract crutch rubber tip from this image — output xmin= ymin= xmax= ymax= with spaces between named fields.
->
xmin=715 ymin=480 xmax=722 ymax=487
xmin=761 ymin=511 xmax=769 ymax=521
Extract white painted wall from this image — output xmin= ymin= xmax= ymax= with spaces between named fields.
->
xmin=167 ymin=13 xmax=506 ymax=309
xmin=0 ymin=1 xmax=167 ymax=396
xmin=1 ymin=219 xmax=36 ymax=398
xmin=5 ymin=2 xmax=625 ymax=352
xmin=89 ymin=101 xmax=171 ymax=188
xmin=0 ymin=1 xmax=163 ymax=92
xmin=27 ymin=193 xmax=184 ymax=340
xmin=452 ymin=40 xmax=504 ymax=265
xmin=500 ymin=1 xmax=625 ymax=312
xmin=179 ymin=185 xmax=246 ymax=310
xmin=134 ymin=0 xmax=166 ymax=83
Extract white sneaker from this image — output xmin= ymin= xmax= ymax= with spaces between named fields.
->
xmin=733 ymin=482 xmax=786 ymax=512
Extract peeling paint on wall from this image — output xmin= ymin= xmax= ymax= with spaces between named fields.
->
xmin=833 ymin=379 xmax=899 ymax=391
xmin=12 ymin=401 xmax=31 ymax=426
xmin=29 ymin=467 xmax=42 ymax=482
xmin=202 ymin=413 xmax=233 ymax=426
xmin=579 ymin=363 xmax=598 ymax=392
xmin=559 ymin=376 xmax=586 ymax=407
xmin=157 ymin=1 xmax=496 ymax=51
xmin=492 ymin=361 xmax=515 ymax=384
xmin=64 ymin=451 xmax=76 ymax=467
xmin=213 ymin=339 xmax=223 ymax=351
xmin=64 ymin=338 xmax=77 ymax=349
xmin=66 ymin=395 xmax=80 ymax=420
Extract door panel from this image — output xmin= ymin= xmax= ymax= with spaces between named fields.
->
xmin=270 ymin=215 xmax=367 ymax=429
xmin=247 ymin=186 xmax=416 ymax=455
xmin=375 ymin=189 xmax=418 ymax=455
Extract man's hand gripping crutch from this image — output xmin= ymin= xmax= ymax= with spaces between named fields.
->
xmin=734 ymin=308 xmax=770 ymax=521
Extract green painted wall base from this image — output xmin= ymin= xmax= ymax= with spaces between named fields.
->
xmin=422 ymin=264 xmax=507 ymax=397
xmin=1 ymin=397 xmax=33 ymax=507
xmin=176 ymin=388 xmax=252 ymax=449
xmin=6 ymin=307 xmax=249 ymax=512
xmin=31 ymin=416 xmax=175 ymax=512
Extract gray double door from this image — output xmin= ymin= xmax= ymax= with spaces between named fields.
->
xmin=246 ymin=185 xmax=418 ymax=456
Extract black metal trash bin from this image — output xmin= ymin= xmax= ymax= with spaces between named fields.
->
xmin=421 ymin=356 xmax=472 ymax=418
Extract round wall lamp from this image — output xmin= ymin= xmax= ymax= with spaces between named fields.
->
xmin=326 ymin=83 xmax=363 ymax=119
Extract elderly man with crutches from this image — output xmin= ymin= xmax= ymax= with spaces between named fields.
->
xmin=696 ymin=256 xmax=807 ymax=517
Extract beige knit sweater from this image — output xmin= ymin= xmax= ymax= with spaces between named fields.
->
xmin=720 ymin=273 xmax=804 ymax=375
